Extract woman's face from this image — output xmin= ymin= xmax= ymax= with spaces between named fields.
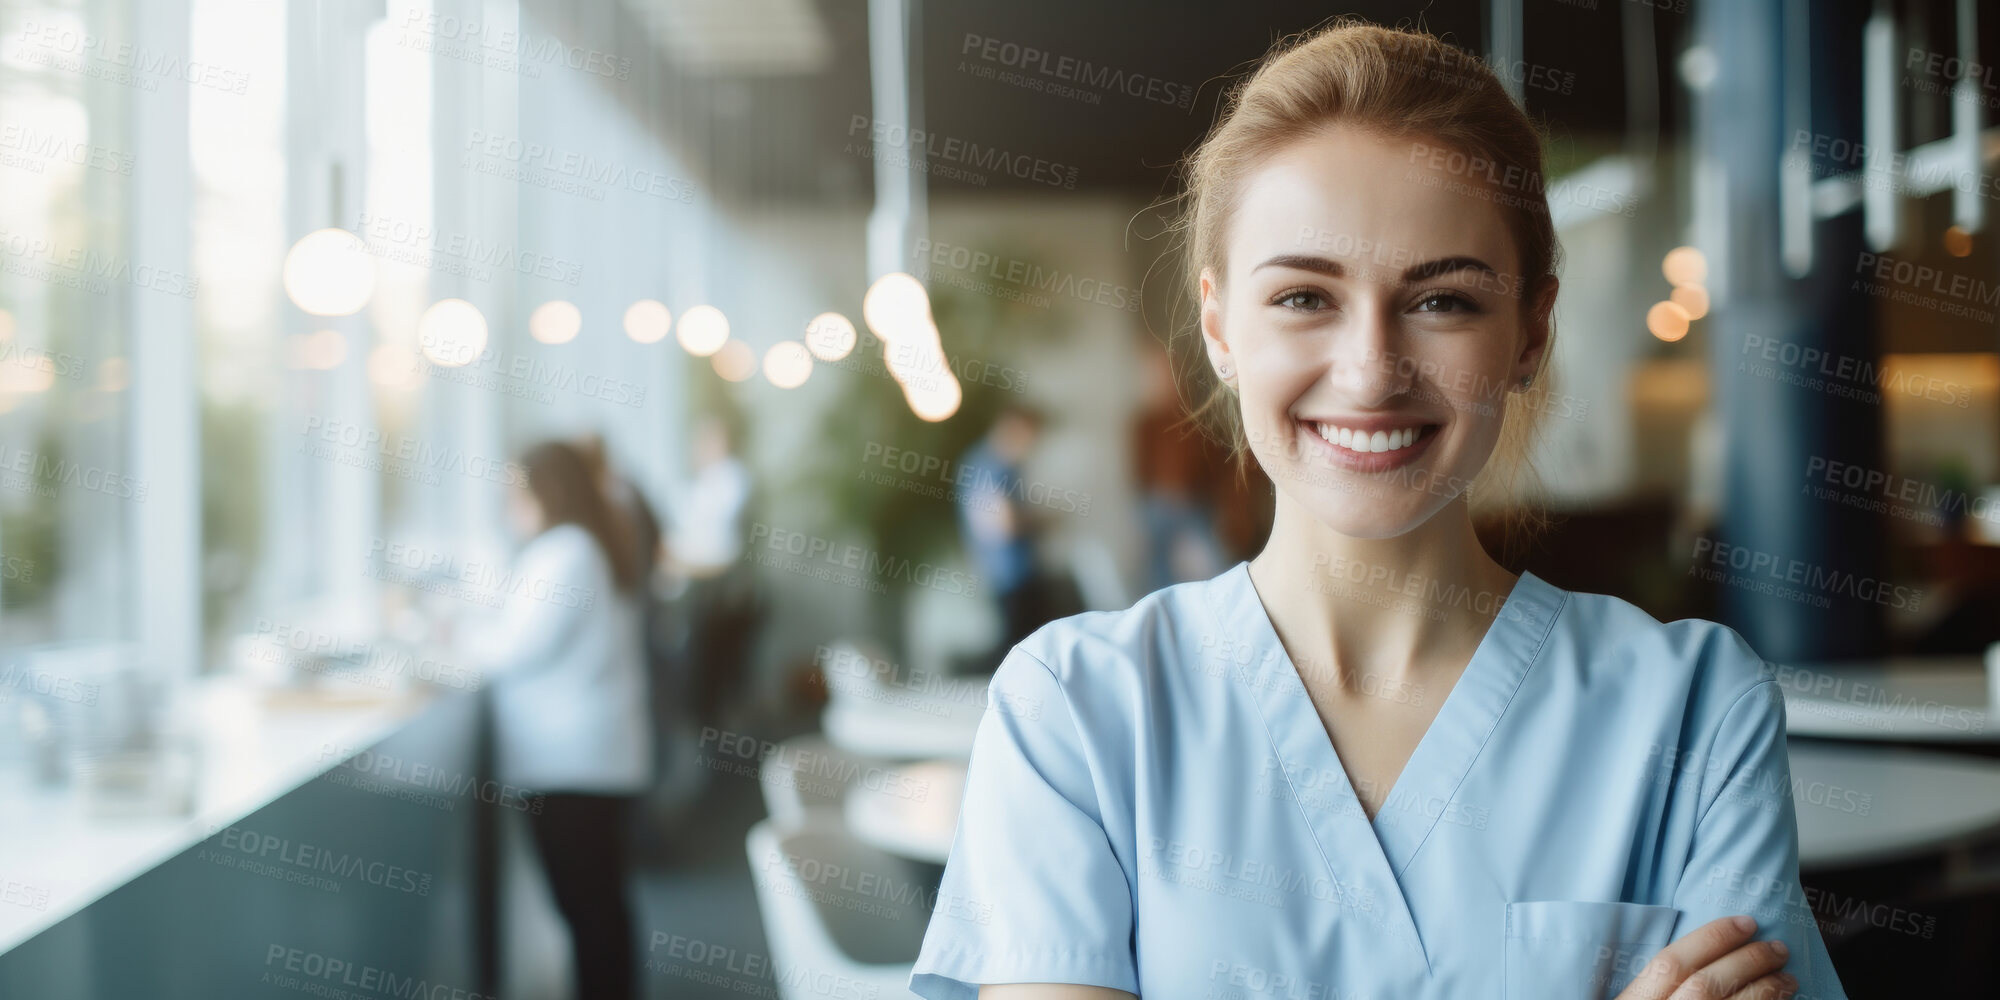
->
xmin=1201 ymin=124 xmax=1551 ymax=539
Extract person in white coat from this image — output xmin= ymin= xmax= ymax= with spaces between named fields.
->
xmin=459 ymin=439 xmax=653 ymax=1000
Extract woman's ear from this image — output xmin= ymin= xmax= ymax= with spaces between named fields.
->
xmin=1516 ymin=276 xmax=1558 ymax=381
xmin=1199 ymin=267 xmax=1230 ymax=373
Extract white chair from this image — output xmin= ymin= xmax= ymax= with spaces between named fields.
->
xmin=759 ymin=733 xmax=873 ymax=829
xmin=746 ymin=815 xmax=929 ymax=999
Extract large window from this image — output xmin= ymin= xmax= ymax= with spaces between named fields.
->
xmin=2 ymin=0 xmax=695 ymax=678
xmin=190 ymin=0 xmax=283 ymax=645
xmin=0 ymin=0 xmax=139 ymax=648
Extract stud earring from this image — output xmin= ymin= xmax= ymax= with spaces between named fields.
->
xmin=1519 ymin=373 xmax=1533 ymax=389
xmin=1218 ymin=361 xmax=1234 ymax=381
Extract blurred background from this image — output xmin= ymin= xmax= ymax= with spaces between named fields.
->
xmin=2 ymin=0 xmax=1999 ymax=996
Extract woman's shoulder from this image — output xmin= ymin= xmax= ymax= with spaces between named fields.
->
xmin=528 ymin=522 xmax=598 ymax=560
xmin=524 ymin=523 xmax=614 ymax=583
xmin=998 ymin=569 xmax=1241 ymax=713
xmin=1543 ymin=577 xmax=1776 ymax=715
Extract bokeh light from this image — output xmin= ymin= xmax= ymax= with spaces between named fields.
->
xmin=763 ymin=341 xmax=814 ymax=388
xmin=1662 ymin=246 xmax=1707 ymax=287
xmin=883 ymin=329 xmax=944 ymax=386
xmin=1669 ymin=284 xmax=1709 ymax=321
xmin=804 ymin=312 xmax=857 ymax=361
xmin=417 ymin=298 xmax=488 ymax=367
xmin=531 ymin=300 xmax=583 ymax=344
xmin=906 ymin=373 xmax=963 ymax=422
xmin=677 ymin=304 xmax=730 ymax=356
xmin=283 ymin=228 xmax=377 ymax=316
xmin=711 ymin=339 xmax=756 ymax=381
xmin=862 ymin=272 xmax=930 ymax=342
xmin=1647 ymin=301 xmax=1691 ymax=342
xmin=623 ymin=299 xmax=671 ymax=344
xmin=1944 ymin=225 xmax=1974 ymax=258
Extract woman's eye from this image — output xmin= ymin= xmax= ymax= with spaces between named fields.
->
xmin=1414 ymin=292 xmax=1476 ymax=314
xmin=1274 ymin=290 xmax=1325 ymax=311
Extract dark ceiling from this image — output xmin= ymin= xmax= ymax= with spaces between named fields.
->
xmin=921 ymin=0 xmax=1701 ymax=195
xmin=532 ymin=0 xmax=1698 ymax=205
xmin=920 ymin=0 xmax=1491 ymax=197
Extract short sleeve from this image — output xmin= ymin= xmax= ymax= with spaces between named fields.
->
xmin=1669 ymin=680 xmax=1849 ymax=1000
xmin=908 ymin=645 xmax=1138 ymax=999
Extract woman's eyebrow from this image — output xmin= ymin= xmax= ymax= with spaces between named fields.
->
xmin=1402 ymin=255 xmax=1499 ymax=283
xmin=1252 ymin=253 xmax=1500 ymax=283
xmin=1252 ymin=254 xmax=1346 ymax=277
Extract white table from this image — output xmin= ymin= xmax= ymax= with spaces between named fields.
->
xmin=821 ymin=701 xmax=980 ymax=761
xmin=1789 ymin=740 xmax=2000 ymax=868
xmin=825 ymin=733 xmax=2000 ymax=871
xmin=1775 ymin=654 xmax=1992 ymax=742
xmin=819 ymin=666 xmax=986 ymax=761
xmin=841 ymin=759 xmax=966 ymax=864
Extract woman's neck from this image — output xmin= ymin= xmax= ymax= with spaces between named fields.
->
xmin=1248 ymin=492 xmax=1519 ymax=694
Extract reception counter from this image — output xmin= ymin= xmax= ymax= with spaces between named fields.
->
xmin=0 ymin=676 xmax=495 ymax=998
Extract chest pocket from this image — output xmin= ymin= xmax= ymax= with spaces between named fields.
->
xmin=1503 ymin=900 xmax=1680 ymax=999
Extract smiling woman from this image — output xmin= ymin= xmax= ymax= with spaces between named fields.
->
xmin=1202 ymin=123 xmax=1542 ymax=536
xmin=1179 ymin=25 xmax=1560 ymax=554
xmin=906 ymin=17 xmax=1846 ymax=1000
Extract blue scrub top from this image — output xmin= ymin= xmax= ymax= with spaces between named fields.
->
xmin=910 ymin=562 xmax=1847 ymax=999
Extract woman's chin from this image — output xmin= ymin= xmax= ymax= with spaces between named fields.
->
xmin=1289 ymin=496 xmax=1433 ymax=541
xmin=1319 ymin=513 xmax=1423 ymax=541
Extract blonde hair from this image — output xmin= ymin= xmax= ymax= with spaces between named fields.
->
xmin=1168 ymin=18 xmax=1562 ymax=554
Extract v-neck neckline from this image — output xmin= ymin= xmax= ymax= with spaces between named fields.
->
xmin=1209 ymin=559 xmax=1566 ymax=966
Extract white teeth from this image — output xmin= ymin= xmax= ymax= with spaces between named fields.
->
xmin=1312 ymin=422 xmax=1425 ymax=454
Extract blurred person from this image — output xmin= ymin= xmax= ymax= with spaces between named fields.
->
xmin=456 ymin=440 xmax=651 ymax=1000
xmin=575 ymin=431 xmax=694 ymax=844
xmin=909 ymin=20 xmax=1843 ymax=1000
xmin=667 ymin=411 xmax=761 ymax=723
xmin=574 ymin=432 xmax=664 ymax=587
xmin=572 ymin=432 xmax=673 ymax=718
xmin=667 ymin=413 xmax=750 ymax=574
xmin=956 ymin=404 xmax=1049 ymax=669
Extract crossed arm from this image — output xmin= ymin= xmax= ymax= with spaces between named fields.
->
xmin=978 ymin=987 xmax=1135 ymax=1000
xmin=969 ymin=914 xmax=1795 ymax=1000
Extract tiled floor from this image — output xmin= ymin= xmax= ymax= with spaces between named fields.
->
xmin=633 ymin=756 xmax=783 ymax=1000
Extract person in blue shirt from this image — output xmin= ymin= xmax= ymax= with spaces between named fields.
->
xmin=957 ymin=405 xmax=1049 ymax=667
xmin=910 ymin=19 xmax=1844 ymax=1000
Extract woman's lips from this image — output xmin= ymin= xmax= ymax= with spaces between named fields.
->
xmin=1295 ymin=418 xmax=1440 ymax=472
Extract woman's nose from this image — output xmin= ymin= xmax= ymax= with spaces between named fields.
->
xmin=1323 ymin=304 xmax=1408 ymax=405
